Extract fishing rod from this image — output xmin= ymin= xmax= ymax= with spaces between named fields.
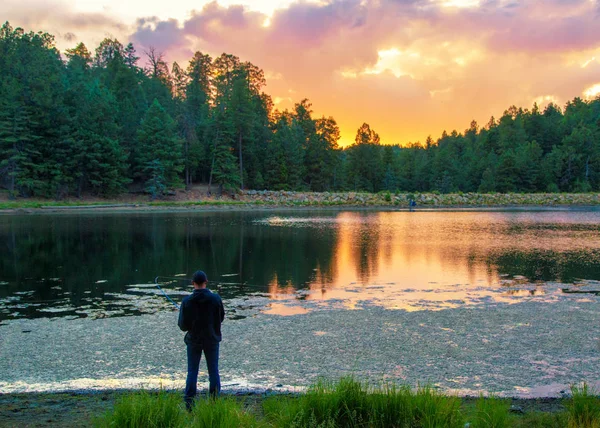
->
xmin=154 ymin=276 xmax=181 ymax=310
xmin=154 ymin=275 xmax=274 ymax=291
xmin=153 ymin=275 xmax=278 ymax=309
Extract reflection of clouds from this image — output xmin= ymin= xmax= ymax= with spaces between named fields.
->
xmin=267 ymin=273 xmax=299 ymax=299
xmin=292 ymin=210 xmax=600 ymax=311
xmin=264 ymin=302 xmax=310 ymax=316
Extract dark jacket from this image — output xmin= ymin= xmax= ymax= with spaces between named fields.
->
xmin=178 ymin=288 xmax=225 ymax=345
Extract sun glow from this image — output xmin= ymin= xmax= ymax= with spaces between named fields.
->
xmin=339 ymin=70 xmax=358 ymax=79
xmin=273 ymin=96 xmax=293 ymax=105
xmin=583 ymin=83 xmax=600 ymax=100
xmin=581 ymin=57 xmax=596 ymax=68
xmin=533 ymin=95 xmax=560 ymax=107
xmin=363 ymin=48 xmax=418 ymax=78
xmin=439 ymin=0 xmax=481 ymax=8
xmin=429 ymin=87 xmax=453 ymax=98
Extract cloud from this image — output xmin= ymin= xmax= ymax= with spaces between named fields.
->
xmin=1 ymin=0 xmax=130 ymax=52
xmin=63 ymin=32 xmax=77 ymax=42
xmin=124 ymin=0 xmax=600 ymax=144
xmin=1 ymin=0 xmax=127 ymax=32
xmin=5 ymin=0 xmax=600 ymax=145
xmin=131 ymin=17 xmax=185 ymax=53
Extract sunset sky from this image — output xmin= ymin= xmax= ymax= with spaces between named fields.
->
xmin=3 ymin=0 xmax=600 ymax=146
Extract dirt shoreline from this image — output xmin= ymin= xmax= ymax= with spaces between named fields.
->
xmin=1 ymin=202 xmax=599 ymax=216
xmin=0 ymin=390 xmax=568 ymax=428
xmin=1 ymin=189 xmax=599 ymax=215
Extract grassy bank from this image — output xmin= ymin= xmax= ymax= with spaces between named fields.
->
xmin=1 ymin=191 xmax=600 ymax=211
xmin=92 ymin=378 xmax=600 ymax=428
xmin=0 ymin=200 xmax=251 ymax=210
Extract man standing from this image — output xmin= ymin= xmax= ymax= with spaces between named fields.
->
xmin=178 ymin=270 xmax=225 ymax=409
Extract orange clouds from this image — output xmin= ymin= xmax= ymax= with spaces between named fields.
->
xmin=127 ymin=0 xmax=600 ymax=145
xmin=3 ymin=0 xmax=600 ymax=146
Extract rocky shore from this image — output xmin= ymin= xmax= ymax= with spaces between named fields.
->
xmin=241 ymin=190 xmax=600 ymax=207
xmin=2 ymin=191 xmax=600 ymax=213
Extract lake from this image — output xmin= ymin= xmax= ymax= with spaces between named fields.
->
xmin=1 ymin=208 xmax=599 ymax=396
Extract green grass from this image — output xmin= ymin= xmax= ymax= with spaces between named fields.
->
xmin=469 ymin=395 xmax=512 ymax=428
xmin=0 ymin=200 xmax=262 ymax=210
xmin=94 ymin=390 xmax=187 ymax=428
xmin=148 ymin=200 xmax=251 ymax=207
xmin=91 ymin=379 xmax=600 ymax=427
xmin=514 ymin=411 xmax=568 ymax=428
xmin=0 ymin=200 xmax=113 ymax=209
xmin=94 ymin=392 xmax=261 ymax=428
xmin=263 ymin=377 xmax=464 ymax=428
xmin=567 ymin=383 xmax=600 ymax=428
xmin=190 ymin=397 xmax=260 ymax=428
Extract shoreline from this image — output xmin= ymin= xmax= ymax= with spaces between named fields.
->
xmin=2 ymin=201 xmax=600 ymax=215
xmin=1 ymin=190 xmax=599 ymax=215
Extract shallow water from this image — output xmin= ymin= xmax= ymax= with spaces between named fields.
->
xmin=1 ymin=209 xmax=600 ymax=396
xmin=2 ymin=209 xmax=600 ymax=321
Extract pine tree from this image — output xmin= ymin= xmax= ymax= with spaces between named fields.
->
xmin=183 ymin=52 xmax=213 ymax=186
xmin=137 ymin=99 xmax=183 ymax=193
xmin=144 ymin=159 xmax=166 ymax=200
xmin=209 ymin=112 xmax=239 ymax=194
xmin=0 ymin=93 xmax=40 ymax=197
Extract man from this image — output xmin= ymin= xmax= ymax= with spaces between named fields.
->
xmin=178 ymin=270 xmax=225 ymax=409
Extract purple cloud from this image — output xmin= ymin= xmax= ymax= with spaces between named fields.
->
xmin=131 ymin=17 xmax=184 ymax=53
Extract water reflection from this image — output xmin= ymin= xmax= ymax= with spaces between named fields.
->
xmin=2 ymin=210 xmax=600 ymax=322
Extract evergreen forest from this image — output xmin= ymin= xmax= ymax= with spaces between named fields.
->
xmin=2 ymin=21 xmax=600 ymax=199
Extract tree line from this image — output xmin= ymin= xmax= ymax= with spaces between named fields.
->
xmin=1 ymin=21 xmax=600 ymax=199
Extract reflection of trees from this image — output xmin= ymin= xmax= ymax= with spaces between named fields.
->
xmin=356 ymin=214 xmax=381 ymax=282
xmin=349 ymin=214 xmax=381 ymax=282
xmin=4 ymin=212 xmax=600 ymax=321
xmin=238 ymin=219 xmax=337 ymax=290
xmin=487 ymin=249 xmax=600 ymax=282
xmin=0 ymin=212 xmax=339 ymax=313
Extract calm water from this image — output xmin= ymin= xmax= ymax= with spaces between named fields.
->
xmin=2 ymin=209 xmax=600 ymax=324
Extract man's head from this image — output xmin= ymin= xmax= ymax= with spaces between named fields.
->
xmin=192 ymin=270 xmax=208 ymax=289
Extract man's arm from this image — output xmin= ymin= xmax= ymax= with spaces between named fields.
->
xmin=178 ymin=300 xmax=189 ymax=331
xmin=220 ymin=298 xmax=225 ymax=322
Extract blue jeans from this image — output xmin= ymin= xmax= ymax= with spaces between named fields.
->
xmin=185 ymin=342 xmax=220 ymax=405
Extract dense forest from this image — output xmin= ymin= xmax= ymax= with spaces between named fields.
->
xmin=1 ymin=21 xmax=600 ymax=199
